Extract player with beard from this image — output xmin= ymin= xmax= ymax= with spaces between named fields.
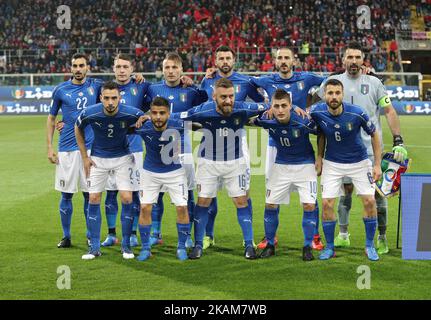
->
xmin=316 ymin=42 xmax=407 ymax=254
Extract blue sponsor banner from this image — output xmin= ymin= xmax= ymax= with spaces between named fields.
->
xmin=386 ymin=86 xmax=419 ymax=101
xmin=0 ymin=86 xmax=54 ymax=115
xmin=402 ymin=174 xmax=431 ymax=260
xmin=390 ymin=101 xmax=431 ymax=115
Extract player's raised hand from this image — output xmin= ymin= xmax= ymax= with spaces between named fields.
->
xmin=205 ymin=67 xmax=217 ymax=79
xmin=180 ymin=75 xmax=194 ymax=87
xmin=315 ymin=156 xmax=323 ymax=176
xmin=47 ymin=148 xmax=58 ymax=164
xmin=55 ymin=120 xmax=65 ymax=133
xmin=134 ymin=73 xmax=145 ymax=83
xmin=83 ymin=157 xmax=96 ymax=178
xmin=373 ymin=163 xmax=382 ymax=183
xmin=135 ymin=115 xmax=150 ymax=128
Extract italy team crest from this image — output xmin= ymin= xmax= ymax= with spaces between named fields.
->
xmin=120 ymin=121 xmax=126 ymax=129
xmin=87 ymin=87 xmax=94 ymax=95
xmin=130 ymin=87 xmax=137 ymax=96
xmin=297 ymin=81 xmax=305 ymax=91
xmin=346 ymin=122 xmax=353 ymax=131
xmin=292 ymin=129 xmax=300 ymax=138
xmin=361 ymin=84 xmax=369 ymax=95
xmin=180 ymin=93 xmax=187 ymax=102
xmin=234 ymin=85 xmax=241 ymax=93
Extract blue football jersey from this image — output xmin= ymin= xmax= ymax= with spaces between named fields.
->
xmin=76 ymin=103 xmax=144 ymax=158
xmin=50 ymin=78 xmax=103 ymax=152
xmin=118 ymin=79 xmax=149 ymax=153
xmin=200 ymin=72 xmax=264 ymax=103
xmin=256 ymin=113 xmax=316 ymax=165
xmin=135 ymin=117 xmax=184 ymax=173
xmin=144 ymin=81 xmax=208 ymax=153
xmin=250 ymin=72 xmax=325 ymax=146
xmin=180 ymin=101 xmax=268 ymax=161
xmin=310 ymin=102 xmax=376 ymax=164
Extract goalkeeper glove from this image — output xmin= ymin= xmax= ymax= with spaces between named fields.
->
xmin=392 ymin=135 xmax=408 ymax=162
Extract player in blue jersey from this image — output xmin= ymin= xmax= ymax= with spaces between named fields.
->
xmin=132 ymin=97 xmax=190 ymax=261
xmin=249 ymin=47 xmax=326 ymax=251
xmin=200 ymin=45 xmax=265 ymax=250
xmin=252 ymin=89 xmax=318 ymax=261
xmin=75 ymin=81 xmax=145 ymax=260
xmin=143 ymin=52 xmax=208 ymax=249
xmin=310 ymin=79 xmax=382 ymax=261
xmin=46 ymin=53 xmax=103 ymax=248
xmin=180 ymin=78 xmax=268 ymax=260
xmin=101 ymin=54 xmax=150 ymax=248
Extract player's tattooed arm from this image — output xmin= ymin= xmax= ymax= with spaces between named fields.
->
xmin=47 ymin=115 xmax=59 ymax=164
xmin=371 ymin=132 xmax=382 ymax=182
xmin=315 ymin=133 xmax=326 ymax=176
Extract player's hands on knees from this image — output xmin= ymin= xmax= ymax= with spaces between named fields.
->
xmin=205 ymin=67 xmax=217 ymax=79
xmin=83 ymin=157 xmax=96 ymax=178
xmin=373 ymin=164 xmax=382 ymax=183
xmin=55 ymin=120 xmax=64 ymax=133
xmin=315 ymin=156 xmax=323 ymax=176
xmin=135 ymin=115 xmax=150 ymax=128
xmin=180 ymin=75 xmax=194 ymax=87
xmin=48 ymin=148 xmax=58 ymax=164
xmin=134 ymin=73 xmax=145 ymax=83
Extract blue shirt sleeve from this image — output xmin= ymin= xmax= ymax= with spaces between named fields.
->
xmin=49 ymin=86 xmax=62 ymax=116
xmin=191 ymin=85 xmax=209 ymax=105
xmin=358 ymin=110 xmax=376 ymax=136
xmin=75 ymin=109 xmax=88 ymax=129
xmin=241 ymin=102 xmax=269 ymax=118
xmin=245 ymin=78 xmax=265 ymax=102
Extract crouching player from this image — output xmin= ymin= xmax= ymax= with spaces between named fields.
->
xmin=253 ymin=89 xmax=318 ymax=261
xmin=311 ymin=79 xmax=382 ymax=261
xmin=134 ymin=97 xmax=190 ymax=261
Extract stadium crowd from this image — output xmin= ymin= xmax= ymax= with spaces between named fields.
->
xmin=0 ymin=0 xmax=429 ymax=75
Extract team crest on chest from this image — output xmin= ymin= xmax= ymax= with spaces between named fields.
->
xmin=361 ymin=84 xmax=370 ymax=95
xmin=120 ymin=121 xmax=126 ymax=129
xmin=234 ymin=118 xmax=240 ymax=125
xmin=234 ymin=84 xmax=241 ymax=93
xmin=130 ymin=87 xmax=137 ymax=96
xmin=87 ymin=87 xmax=95 ymax=96
xmin=292 ymin=129 xmax=300 ymax=138
xmin=180 ymin=93 xmax=187 ymax=102
xmin=297 ymin=81 xmax=305 ymax=91
xmin=346 ymin=122 xmax=353 ymax=131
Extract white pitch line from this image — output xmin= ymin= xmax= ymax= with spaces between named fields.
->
xmin=384 ymin=144 xmax=431 ymax=149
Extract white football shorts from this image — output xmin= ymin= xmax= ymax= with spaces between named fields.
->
xmin=55 ymin=150 xmax=89 ymax=193
xmin=105 ymin=152 xmax=142 ymax=192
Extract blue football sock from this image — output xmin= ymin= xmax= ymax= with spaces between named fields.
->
xmin=132 ymin=191 xmax=140 ymax=232
xmin=193 ymin=205 xmax=209 ymax=247
xmin=237 ymin=206 xmax=253 ymax=247
xmin=59 ymin=192 xmax=73 ymax=239
xmin=187 ymin=190 xmax=195 ymax=235
xmin=263 ymin=207 xmax=279 ymax=246
xmin=151 ymin=192 xmax=164 ymax=236
xmin=82 ymin=192 xmax=90 ymax=238
xmin=120 ymin=203 xmax=134 ymax=248
xmin=139 ymin=224 xmax=151 ymax=250
xmin=363 ymin=217 xmax=378 ymax=247
xmin=177 ymin=223 xmax=189 ymax=249
xmin=105 ymin=190 xmax=118 ymax=231
xmin=322 ymin=220 xmax=337 ymax=250
xmin=314 ymin=201 xmax=320 ymax=236
xmin=205 ymin=197 xmax=218 ymax=238
xmin=302 ymin=210 xmax=316 ymax=247
xmin=88 ymin=203 xmax=102 ymax=252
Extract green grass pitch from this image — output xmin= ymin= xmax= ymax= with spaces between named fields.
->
xmin=0 ymin=115 xmax=430 ymax=300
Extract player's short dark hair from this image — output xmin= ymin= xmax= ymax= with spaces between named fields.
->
xmin=151 ymin=96 xmax=170 ymax=109
xmin=344 ymin=41 xmax=364 ymax=57
xmin=215 ymin=45 xmax=236 ymax=58
xmin=214 ymin=78 xmax=234 ymax=90
xmin=114 ymin=53 xmax=133 ymax=63
xmin=324 ymin=79 xmax=344 ymax=91
xmin=272 ymin=89 xmax=291 ymax=103
xmin=71 ymin=53 xmax=88 ymax=64
xmin=101 ymin=80 xmax=120 ymax=93
xmin=275 ymin=47 xmax=294 ymax=56
xmin=164 ymin=52 xmax=183 ymax=66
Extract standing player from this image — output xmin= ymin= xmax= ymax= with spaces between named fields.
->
xmin=47 ymin=53 xmax=103 ymax=248
xmin=249 ymin=47 xmax=326 ymax=250
xmin=311 ymin=79 xmax=382 ymax=261
xmin=200 ymin=45 xmax=265 ymax=250
xmin=317 ymin=42 xmax=408 ymax=254
xmin=253 ymin=89 xmax=318 ymax=261
xmin=75 ymin=81 xmax=145 ymax=260
xmin=143 ymin=52 xmax=208 ymax=248
xmin=101 ymin=54 xmax=150 ymax=248
xmin=181 ymin=78 xmax=268 ymax=260
xmin=134 ymin=97 xmax=190 ymax=261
